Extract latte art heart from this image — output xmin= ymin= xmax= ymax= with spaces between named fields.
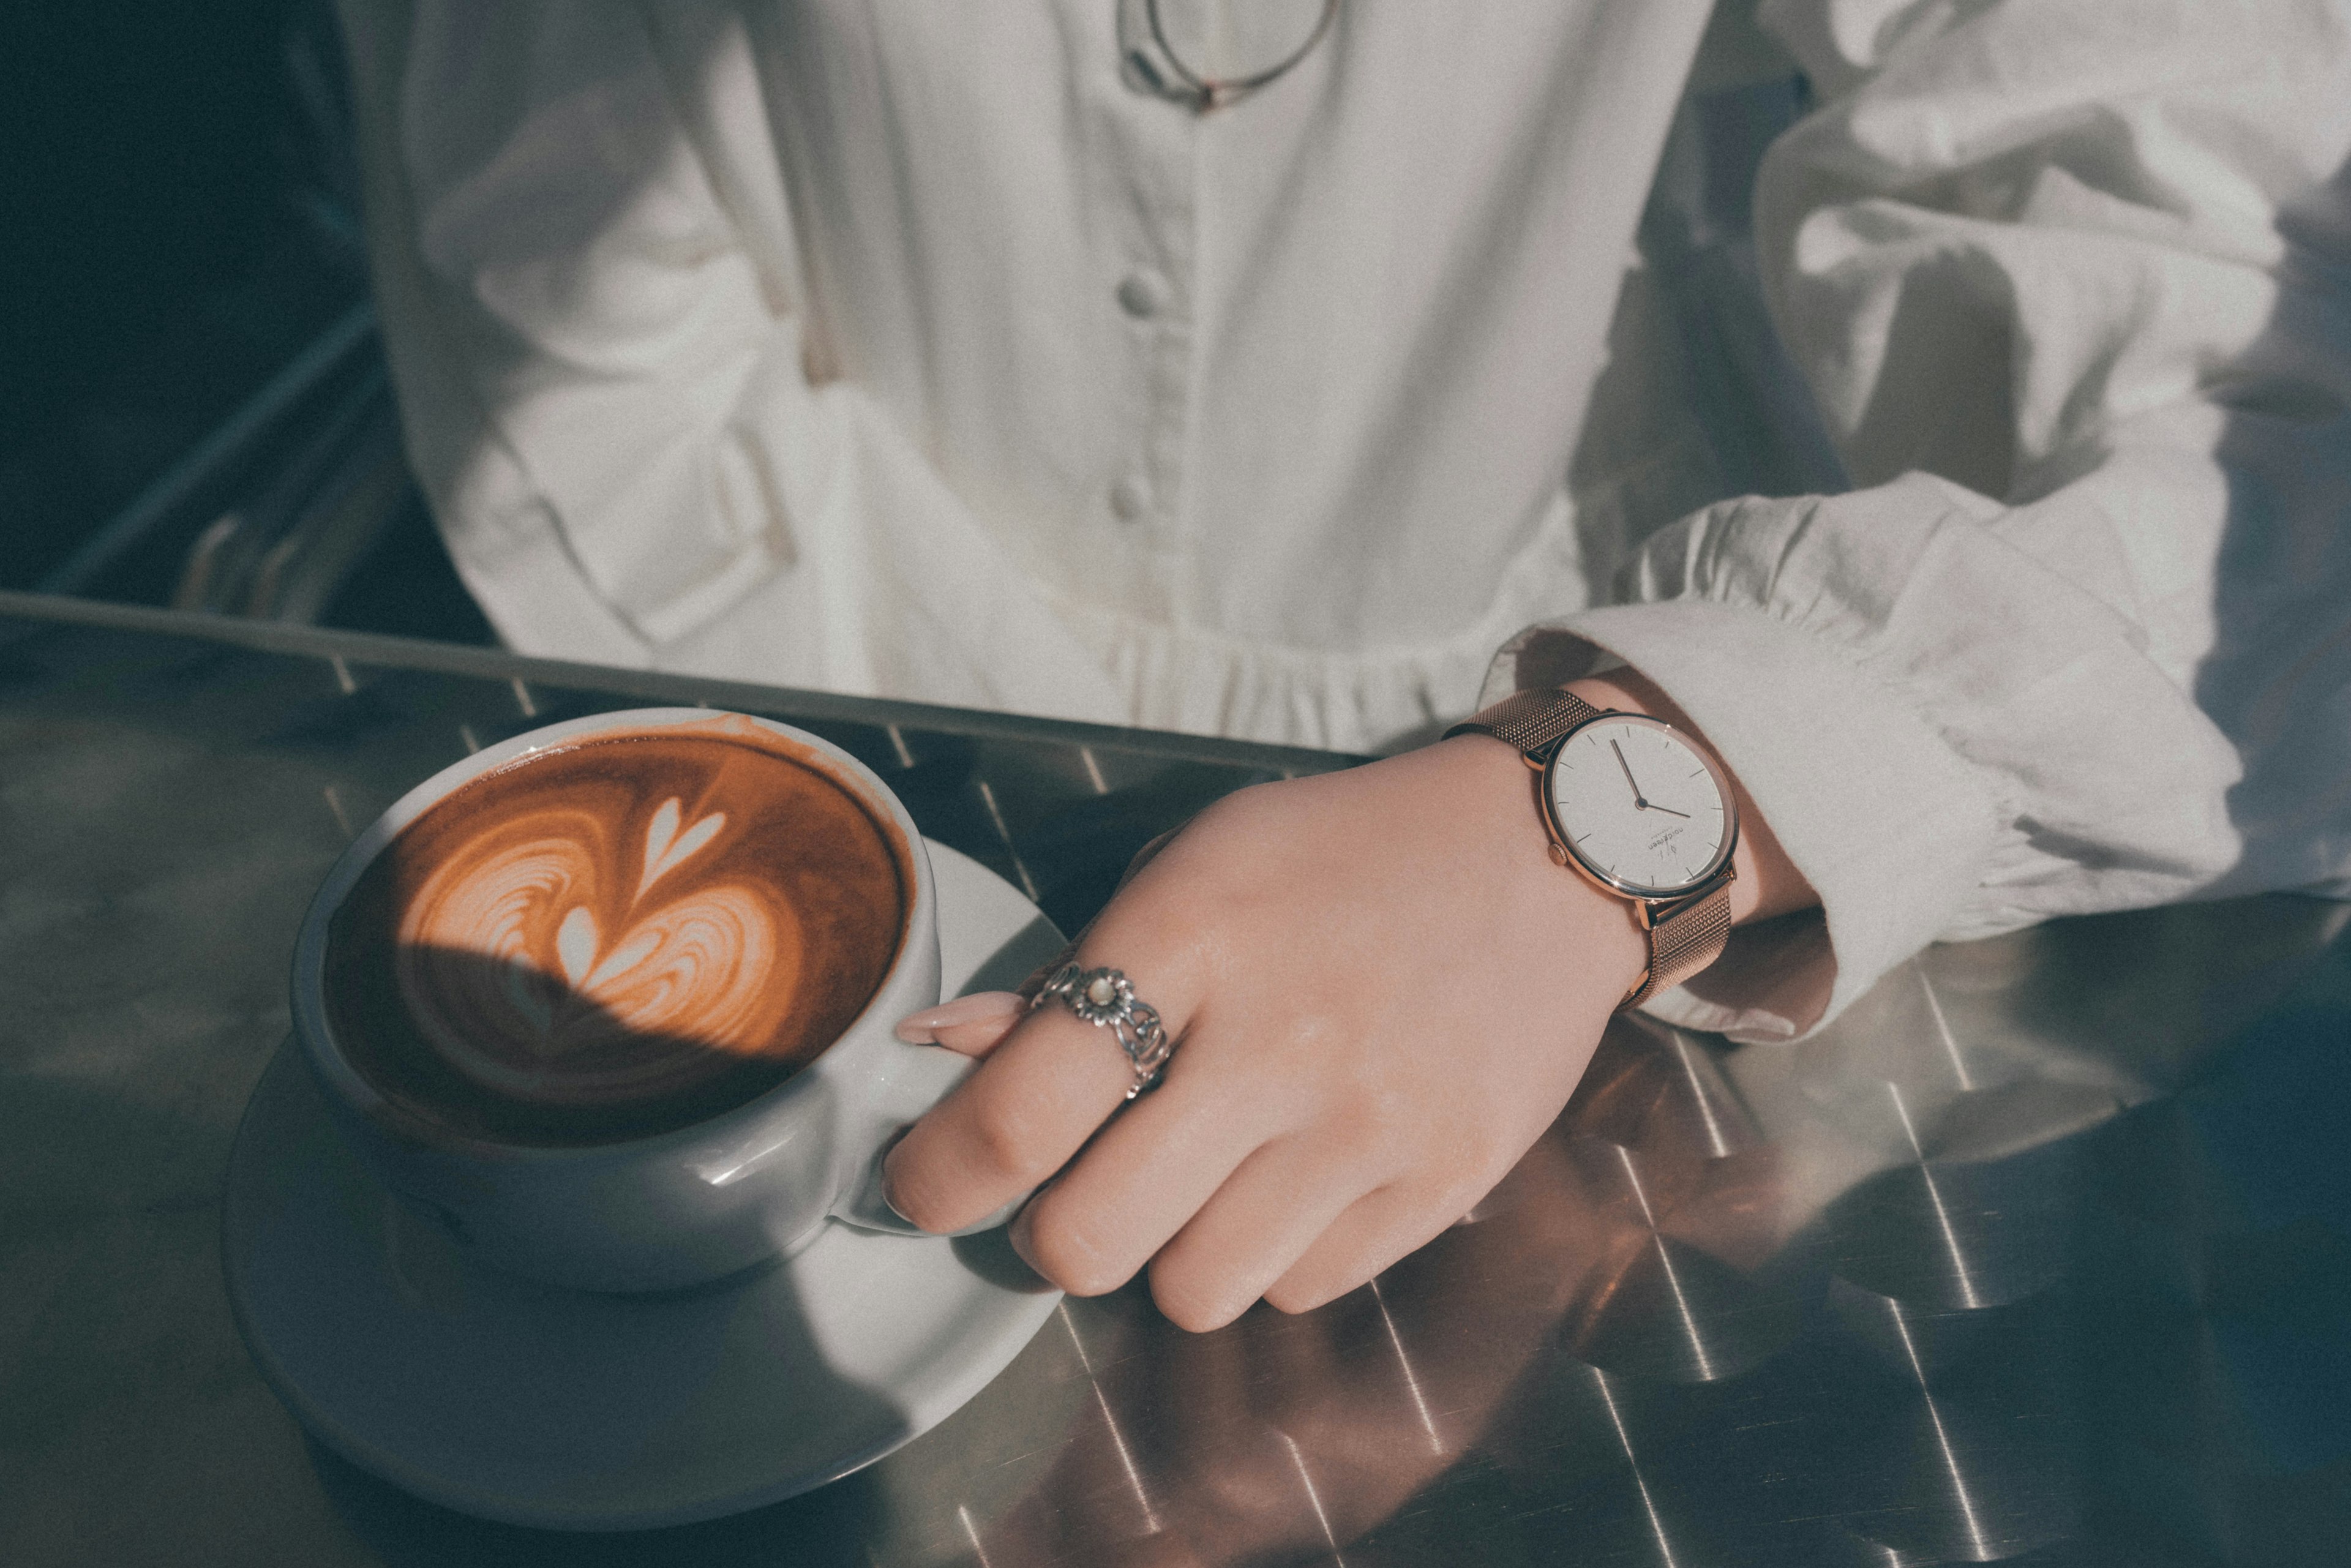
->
xmin=325 ymin=727 xmax=912 ymax=1144
xmin=394 ymin=803 xmax=803 ymax=1104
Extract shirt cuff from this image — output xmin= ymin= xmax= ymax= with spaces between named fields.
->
xmin=1485 ymin=598 xmax=1999 ymax=1043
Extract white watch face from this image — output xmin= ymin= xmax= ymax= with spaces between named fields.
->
xmin=1543 ymin=716 xmax=1736 ymax=897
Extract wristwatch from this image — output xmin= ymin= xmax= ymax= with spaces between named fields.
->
xmin=1445 ymin=688 xmax=1739 ymax=1007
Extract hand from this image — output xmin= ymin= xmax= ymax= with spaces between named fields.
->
xmin=884 ymin=674 xmax=1812 ymax=1330
xmin=967 ymin=1094 xmax=1726 ymax=1566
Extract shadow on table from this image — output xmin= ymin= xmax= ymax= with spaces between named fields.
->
xmin=309 ymin=1439 xmax=888 ymax=1566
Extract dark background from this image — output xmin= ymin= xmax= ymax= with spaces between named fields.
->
xmin=0 ymin=0 xmax=487 ymax=641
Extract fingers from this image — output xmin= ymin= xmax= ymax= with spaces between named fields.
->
xmin=885 ymin=819 xmax=1229 ymax=1237
xmin=890 ymin=996 xmax=1471 ymax=1325
xmin=1005 ymin=1068 xmax=1283 ymax=1299
xmin=1141 ymin=1139 xmax=1379 ymax=1331
xmin=896 ymin=991 xmax=1026 ymax=1057
xmin=882 ymin=958 xmax=1195 ymax=1234
xmin=1261 ymin=1182 xmax=1472 ymax=1316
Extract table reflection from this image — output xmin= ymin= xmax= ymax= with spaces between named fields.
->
xmin=931 ymin=896 xmax=2350 ymax=1568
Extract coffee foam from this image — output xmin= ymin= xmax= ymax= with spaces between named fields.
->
xmin=325 ymin=722 xmax=912 ymax=1145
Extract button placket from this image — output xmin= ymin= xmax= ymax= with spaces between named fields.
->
xmin=1109 ymin=264 xmax=1176 ymax=528
xmin=1084 ymin=10 xmax=1199 ymax=572
xmin=1116 ymin=220 xmax=1195 ymax=544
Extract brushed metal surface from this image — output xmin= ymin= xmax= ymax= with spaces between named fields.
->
xmin=2 ymin=597 xmax=2347 ymax=1566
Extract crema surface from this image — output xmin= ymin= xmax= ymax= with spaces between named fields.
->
xmin=325 ymin=727 xmax=911 ymax=1144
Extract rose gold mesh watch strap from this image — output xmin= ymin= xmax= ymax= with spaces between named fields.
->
xmin=1625 ymin=882 xmax=1733 ymax=1007
xmin=1447 ymin=688 xmax=1735 ymax=1010
xmin=1441 ymin=688 xmax=1607 ymax=752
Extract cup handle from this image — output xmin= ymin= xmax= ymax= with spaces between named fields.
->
xmin=827 ymin=1040 xmax=1028 ymax=1237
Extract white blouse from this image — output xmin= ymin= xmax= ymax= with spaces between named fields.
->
xmin=340 ymin=0 xmax=2351 ymax=1040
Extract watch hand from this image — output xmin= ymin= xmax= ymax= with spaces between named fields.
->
xmin=1610 ymin=739 xmax=1649 ymax=807
xmin=1643 ymin=803 xmax=1691 ymax=819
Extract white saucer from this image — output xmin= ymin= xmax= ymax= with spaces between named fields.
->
xmin=222 ymin=840 xmax=1067 ymax=1532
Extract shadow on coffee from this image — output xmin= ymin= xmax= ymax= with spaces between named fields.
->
xmin=332 ymin=944 xmax=838 ymax=1147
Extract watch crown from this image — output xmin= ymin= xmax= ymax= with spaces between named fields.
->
xmin=1548 ymin=841 xmax=1569 ymax=867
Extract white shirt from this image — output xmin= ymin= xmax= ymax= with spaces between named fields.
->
xmin=342 ymin=0 xmax=2351 ymax=1040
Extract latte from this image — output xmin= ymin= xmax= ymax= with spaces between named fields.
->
xmin=324 ymin=721 xmax=913 ymax=1146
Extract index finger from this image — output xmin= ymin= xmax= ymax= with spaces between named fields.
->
xmin=882 ymin=951 xmax=1194 ymax=1234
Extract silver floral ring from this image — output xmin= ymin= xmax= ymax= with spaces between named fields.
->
xmin=1030 ymin=964 xmax=1176 ymax=1100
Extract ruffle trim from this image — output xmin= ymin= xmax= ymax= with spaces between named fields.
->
xmin=1051 ymin=530 xmax=1599 ymax=756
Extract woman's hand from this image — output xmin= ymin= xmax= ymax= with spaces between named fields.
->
xmin=883 ymin=675 xmax=1810 ymax=1330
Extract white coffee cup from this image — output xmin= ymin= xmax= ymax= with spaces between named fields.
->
xmin=290 ymin=708 xmax=978 ymax=1294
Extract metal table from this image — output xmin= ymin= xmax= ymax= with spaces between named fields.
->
xmin=4 ymin=590 xmax=2347 ymax=1567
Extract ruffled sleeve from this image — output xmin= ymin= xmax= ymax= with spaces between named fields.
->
xmin=1490 ymin=0 xmax=2351 ymax=1042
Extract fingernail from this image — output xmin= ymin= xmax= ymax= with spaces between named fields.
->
xmin=1008 ymin=1193 xmax=1041 ymax=1269
xmin=896 ymin=991 xmax=1024 ymax=1043
xmin=879 ymin=1139 xmax=915 ymax=1225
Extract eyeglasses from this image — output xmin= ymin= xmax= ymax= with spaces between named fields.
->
xmin=1124 ymin=0 xmax=1340 ymax=111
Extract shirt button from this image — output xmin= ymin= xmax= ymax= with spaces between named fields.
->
xmin=1109 ymin=473 xmax=1152 ymax=521
xmin=1116 ymin=270 xmax=1169 ymax=320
